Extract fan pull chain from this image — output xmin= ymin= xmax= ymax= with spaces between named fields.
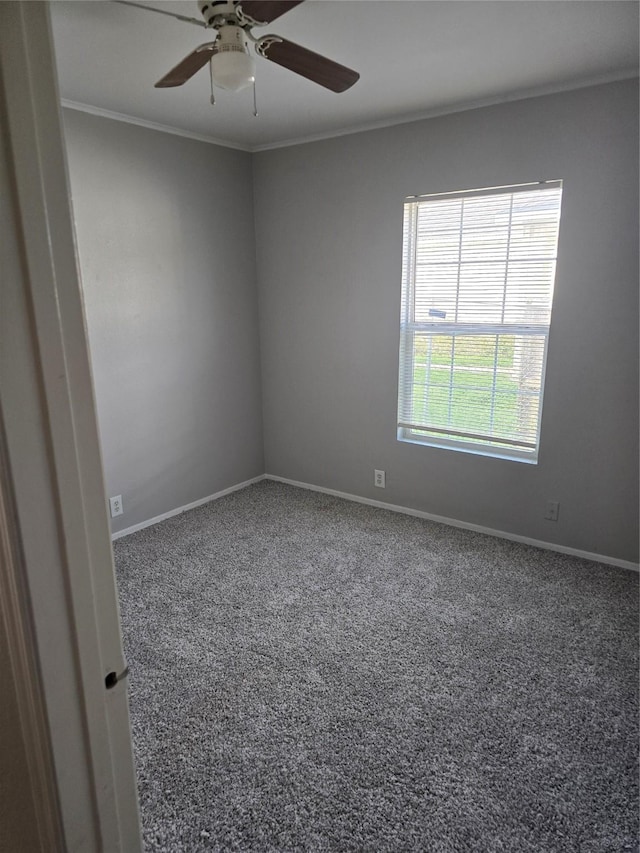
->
xmin=253 ymin=81 xmax=258 ymax=117
xmin=209 ymin=61 xmax=216 ymax=106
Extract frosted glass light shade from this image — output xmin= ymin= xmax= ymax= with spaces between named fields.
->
xmin=210 ymin=51 xmax=256 ymax=92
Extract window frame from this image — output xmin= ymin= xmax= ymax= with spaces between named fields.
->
xmin=397 ymin=180 xmax=562 ymax=464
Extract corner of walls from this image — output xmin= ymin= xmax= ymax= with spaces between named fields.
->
xmin=250 ymin=150 xmax=268 ymax=476
xmin=62 ymin=81 xmax=638 ymax=559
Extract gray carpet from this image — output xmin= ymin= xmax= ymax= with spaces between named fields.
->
xmin=114 ymin=480 xmax=639 ymax=852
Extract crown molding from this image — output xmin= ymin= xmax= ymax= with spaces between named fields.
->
xmin=61 ymin=70 xmax=638 ymax=154
xmin=60 ymin=98 xmax=252 ymax=151
xmin=252 ymin=70 xmax=639 ymax=152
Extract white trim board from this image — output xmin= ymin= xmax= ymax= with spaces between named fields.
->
xmin=61 ymin=71 xmax=638 ymax=155
xmin=60 ymin=99 xmax=252 ymax=152
xmin=253 ymin=70 xmax=640 ymax=152
xmin=111 ymin=475 xmax=266 ymax=540
xmin=112 ymin=471 xmax=638 ymax=572
xmin=266 ymin=475 xmax=639 ymax=573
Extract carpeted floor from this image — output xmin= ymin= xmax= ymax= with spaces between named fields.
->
xmin=114 ymin=480 xmax=639 ymax=852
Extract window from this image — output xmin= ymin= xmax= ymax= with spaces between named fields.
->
xmin=397 ymin=181 xmax=562 ymax=463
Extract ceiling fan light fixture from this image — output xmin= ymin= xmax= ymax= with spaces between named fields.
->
xmin=210 ymin=50 xmax=255 ymax=91
xmin=210 ymin=26 xmax=256 ymax=92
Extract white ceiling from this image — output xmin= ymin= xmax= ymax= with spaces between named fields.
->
xmin=50 ymin=0 xmax=639 ymax=151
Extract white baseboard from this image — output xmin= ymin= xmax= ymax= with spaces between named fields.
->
xmin=265 ymin=475 xmax=639 ymax=573
xmin=111 ymin=475 xmax=266 ymax=541
xmin=110 ymin=471 xmax=638 ymax=572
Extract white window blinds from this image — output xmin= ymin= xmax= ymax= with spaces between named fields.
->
xmin=397 ymin=181 xmax=562 ymax=462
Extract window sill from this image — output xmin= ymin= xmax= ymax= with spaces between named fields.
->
xmin=397 ymin=431 xmax=538 ymax=464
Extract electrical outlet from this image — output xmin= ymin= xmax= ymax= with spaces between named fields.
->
xmin=544 ymin=500 xmax=559 ymax=522
xmin=109 ymin=495 xmax=123 ymax=518
xmin=374 ymin=469 xmax=386 ymax=488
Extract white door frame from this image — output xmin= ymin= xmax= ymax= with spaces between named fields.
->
xmin=0 ymin=2 xmax=141 ymax=850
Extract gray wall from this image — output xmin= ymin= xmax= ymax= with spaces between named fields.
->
xmin=253 ymin=80 xmax=639 ymax=563
xmin=64 ymin=110 xmax=263 ymax=533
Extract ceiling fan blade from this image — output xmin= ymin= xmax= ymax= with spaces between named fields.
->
xmin=155 ymin=43 xmax=217 ymax=88
xmin=257 ymin=37 xmax=359 ymax=93
xmin=113 ymin=0 xmax=207 ymax=28
xmin=236 ymin=1 xmax=304 ymax=25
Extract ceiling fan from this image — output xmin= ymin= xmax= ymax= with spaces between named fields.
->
xmin=115 ymin=0 xmax=360 ymax=101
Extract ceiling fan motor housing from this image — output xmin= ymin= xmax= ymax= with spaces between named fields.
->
xmin=198 ymin=0 xmax=237 ymax=27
